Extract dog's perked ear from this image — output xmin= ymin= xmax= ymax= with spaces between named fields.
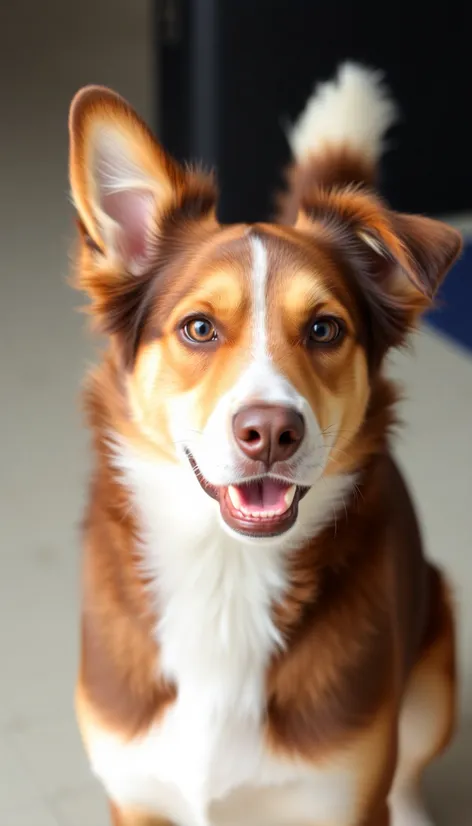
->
xmin=298 ymin=189 xmax=462 ymax=364
xmin=69 ymin=85 xmax=216 ymax=277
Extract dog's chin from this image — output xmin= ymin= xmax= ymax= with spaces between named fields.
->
xmin=186 ymin=451 xmax=310 ymax=539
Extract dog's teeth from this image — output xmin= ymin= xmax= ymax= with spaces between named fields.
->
xmin=228 ymin=485 xmax=242 ymax=510
xmin=283 ymin=485 xmax=297 ymax=509
xmin=228 ymin=483 xmax=297 ymax=520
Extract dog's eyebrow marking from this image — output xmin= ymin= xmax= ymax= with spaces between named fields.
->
xmin=250 ymin=235 xmax=269 ymax=360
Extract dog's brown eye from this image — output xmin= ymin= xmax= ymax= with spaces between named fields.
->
xmin=183 ymin=318 xmax=217 ymax=343
xmin=308 ymin=317 xmax=343 ymax=345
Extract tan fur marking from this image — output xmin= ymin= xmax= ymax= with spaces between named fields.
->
xmin=110 ymin=802 xmax=172 ymax=826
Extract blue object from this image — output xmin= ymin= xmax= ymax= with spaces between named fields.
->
xmin=426 ymin=242 xmax=472 ymax=352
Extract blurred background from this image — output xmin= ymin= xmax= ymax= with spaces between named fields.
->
xmin=0 ymin=2 xmax=471 ymax=824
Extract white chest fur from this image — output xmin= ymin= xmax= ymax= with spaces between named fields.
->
xmin=92 ymin=442 xmax=357 ymax=825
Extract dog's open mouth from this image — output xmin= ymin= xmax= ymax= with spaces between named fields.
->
xmin=187 ymin=452 xmax=309 ymax=537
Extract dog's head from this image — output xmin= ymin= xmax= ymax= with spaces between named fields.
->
xmin=69 ymin=86 xmax=461 ymax=543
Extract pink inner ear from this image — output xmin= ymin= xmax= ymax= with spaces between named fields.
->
xmin=101 ymin=189 xmax=154 ymax=275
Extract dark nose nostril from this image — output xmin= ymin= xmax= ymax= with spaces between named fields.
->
xmin=279 ymin=429 xmax=297 ymax=447
xmin=233 ymin=405 xmax=305 ymax=465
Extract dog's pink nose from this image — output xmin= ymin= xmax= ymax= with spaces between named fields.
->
xmin=232 ymin=405 xmax=305 ymax=466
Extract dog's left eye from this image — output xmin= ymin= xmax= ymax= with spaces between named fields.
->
xmin=308 ymin=317 xmax=343 ymax=345
xmin=183 ymin=317 xmax=217 ymax=343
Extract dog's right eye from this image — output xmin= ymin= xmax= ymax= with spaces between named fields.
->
xmin=182 ymin=317 xmax=217 ymax=344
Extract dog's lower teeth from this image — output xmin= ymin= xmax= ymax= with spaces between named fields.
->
xmin=246 ymin=509 xmax=281 ymax=519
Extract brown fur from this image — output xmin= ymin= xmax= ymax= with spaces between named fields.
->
xmin=267 ymin=454 xmax=433 ymax=756
xmin=278 ymin=146 xmax=376 ymax=225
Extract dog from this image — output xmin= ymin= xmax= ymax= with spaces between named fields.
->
xmin=68 ymin=63 xmax=461 ymax=826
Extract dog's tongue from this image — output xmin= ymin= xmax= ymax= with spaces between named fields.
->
xmin=227 ymin=480 xmax=296 ymax=517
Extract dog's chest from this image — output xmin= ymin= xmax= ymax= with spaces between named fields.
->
xmin=92 ymin=451 xmax=359 ymax=824
xmin=89 ymin=545 xmax=357 ymax=826
xmin=88 ymin=535 xmax=301 ymax=824
xmin=141 ymin=533 xmax=287 ymax=810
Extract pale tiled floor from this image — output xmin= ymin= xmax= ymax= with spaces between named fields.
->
xmin=1 ymin=4 xmax=471 ymax=825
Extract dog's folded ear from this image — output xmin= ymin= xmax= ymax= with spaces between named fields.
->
xmin=297 ymin=189 xmax=462 ymax=361
xmin=69 ymin=86 xmax=216 ymax=277
xmin=358 ymin=210 xmax=462 ymax=308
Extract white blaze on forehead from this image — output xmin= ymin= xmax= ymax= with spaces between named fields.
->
xmin=235 ymin=233 xmax=299 ymax=408
xmin=250 ymin=235 xmax=269 ymax=359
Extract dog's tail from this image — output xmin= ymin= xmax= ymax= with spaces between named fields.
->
xmin=280 ymin=63 xmax=397 ymax=220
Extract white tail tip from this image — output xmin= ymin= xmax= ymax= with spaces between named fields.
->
xmin=288 ymin=62 xmax=398 ymax=165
